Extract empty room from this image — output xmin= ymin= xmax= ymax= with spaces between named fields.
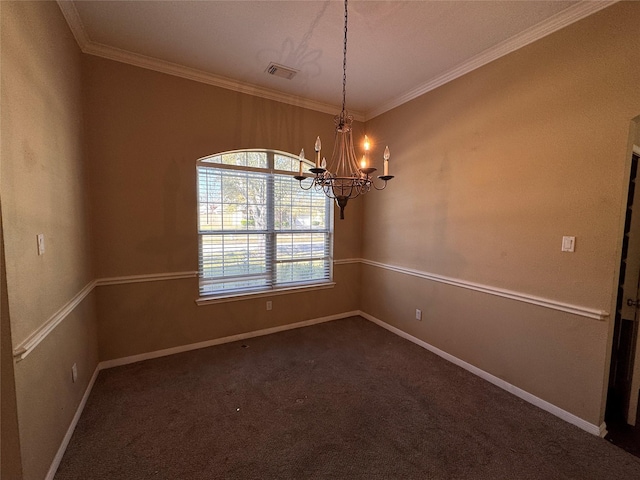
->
xmin=3 ymin=1 xmax=640 ymax=479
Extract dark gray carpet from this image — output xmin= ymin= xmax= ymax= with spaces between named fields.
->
xmin=55 ymin=316 xmax=640 ymax=479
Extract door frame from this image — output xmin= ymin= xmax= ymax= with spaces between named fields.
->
xmin=625 ymin=148 xmax=640 ymax=425
xmin=603 ymin=115 xmax=640 ymax=427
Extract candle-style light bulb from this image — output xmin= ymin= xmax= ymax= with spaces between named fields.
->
xmin=363 ymin=135 xmax=371 ymax=151
xmin=299 ymin=148 xmax=305 ymax=160
xmin=383 ymin=145 xmax=390 ymax=176
xmin=360 ymin=155 xmax=367 ymax=169
xmin=314 ymin=136 xmax=321 ymax=168
xmin=321 ymin=157 xmax=327 ymax=169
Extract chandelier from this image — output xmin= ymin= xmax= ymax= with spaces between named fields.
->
xmin=295 ymin=0 xmax=393 ymax=219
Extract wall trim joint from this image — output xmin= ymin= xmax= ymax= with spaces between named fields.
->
xmin=12 ymin=281 xmax=96 ymax=362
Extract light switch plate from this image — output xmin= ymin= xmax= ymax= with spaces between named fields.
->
xmin=561 ymin=236 xmax=575 ymax=252
xmin=37 ymin=234 xmax=45 ymax=255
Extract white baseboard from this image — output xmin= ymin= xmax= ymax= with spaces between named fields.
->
xmin=45 ymin=366 xmax=100 ymax=480
xmin=359 ymin=311 xmax=606 ymax=437
xmin=99 ymin=311 xmax=359 ymax=369
xmin=599 ymin=422 xmax=608 ymax=438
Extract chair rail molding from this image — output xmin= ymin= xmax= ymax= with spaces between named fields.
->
xmin=13 ymin=258 xmax=608 ymax=362
xmin=12 ymin=272 xmax=198 ymax=361
xmin=12 ymin=281 xmax=97 ymax=362
xmin=358 ymin=258 xmax=608 ymax=321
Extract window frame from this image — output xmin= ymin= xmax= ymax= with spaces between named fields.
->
xmin=196 ymin=149 xmax=334 ymax=302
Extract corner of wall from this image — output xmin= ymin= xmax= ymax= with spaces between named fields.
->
xmin=1 ymin=202 xmax=25 ymax=480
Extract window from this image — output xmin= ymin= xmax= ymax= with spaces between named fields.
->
xmin=197 ymin=150 xmax=333 ymax=297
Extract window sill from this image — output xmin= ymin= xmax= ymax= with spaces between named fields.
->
xmin=195 ymin=282 xmax=336 ymax=306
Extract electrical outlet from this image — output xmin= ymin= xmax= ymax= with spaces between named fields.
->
xmin=266 ymin=301 xmax=272 ymax=311
xmin=415 ymin=309 xmax=422 ymax=321
xmin=71 ymin=363 xmax=78 ymax=383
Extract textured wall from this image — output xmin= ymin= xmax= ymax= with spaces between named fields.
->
xmin=360 ymin=2 xmax=640 ymax=426
xmin=4 ymin=3 xmax=639 ymax=478
xmin=0 ymin=2 xmax=99 ymax=479
xmin=96 ymin=267 xmax=360 ymax=361
xmin=1 ymin=1 xmax=93 ymax=344
xmin=82 ymin=56 xmax=363 ymax=360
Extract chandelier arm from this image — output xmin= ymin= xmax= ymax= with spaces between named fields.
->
xmin=319 ymin=182 xmax=337 ymax=199
xmin=349 ymin=189 xmax=363 ymax=199
xmin=296 ymin=178 xmax=316 ymax=191
xmin=371 ymin=176 xmax=394 ymax=191
xmin=338 ymin=177 xmax=359 ymax=199
xmin=325 ymin=189 xmax=336 ymax=199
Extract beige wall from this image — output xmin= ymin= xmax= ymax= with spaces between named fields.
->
xmin=83 ymin=56 xmax=362 ymax=360
xmin=361 ymin=2 xmax=640 ymax=425
xmin=1 ymin=2 xmax=99 ymax=479
xmin=96 ymin=266 xmax=360 ymax=361
xmin=82 ymin=55 xmax=362 ymax=278
xmin=13 ymin=296 xmax=98 ymax=480
xmin=1 ymin=1 xmax=93 ymax=343
xmin=3 ymin=2 xmax=640 ymax=477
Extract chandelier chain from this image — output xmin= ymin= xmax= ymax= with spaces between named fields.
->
xmin=341 ymin=0 xmax=348 ymax=119
xmin=296 ymin=0 xmax=393 ymax=220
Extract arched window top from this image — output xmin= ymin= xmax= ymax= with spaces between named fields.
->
xmin=197 ymin=149 xmax=315 ymax=174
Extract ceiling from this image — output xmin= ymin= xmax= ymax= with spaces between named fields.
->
xmin=58 ymin=1 xmax=615 ymax=120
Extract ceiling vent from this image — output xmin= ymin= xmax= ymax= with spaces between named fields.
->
xmin=265 ymin=62 xmax=298 ymax=80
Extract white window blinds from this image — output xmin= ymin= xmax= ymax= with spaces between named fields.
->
xmin=197 ymin=150 xmax=332 ymax=297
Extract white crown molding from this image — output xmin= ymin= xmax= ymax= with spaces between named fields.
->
xmin=12 ymin=281 xmax=97 ymax=362
xmin=84 ymin=42 xmax=366 ymax=120
xmin=55 ymin=1 xmax=363 ymax=122
xmin=56 ymin=0 xmax=90 ymax=48
xmin=57 ymin=0 xmax=614 ymax=123
xmin=361 ymin=312 xmax=605 ymax=436
xmin=358 ymin=258 xmax=609 ymax=321
xmin=364 ymin=0 xmax=617 ymax=120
